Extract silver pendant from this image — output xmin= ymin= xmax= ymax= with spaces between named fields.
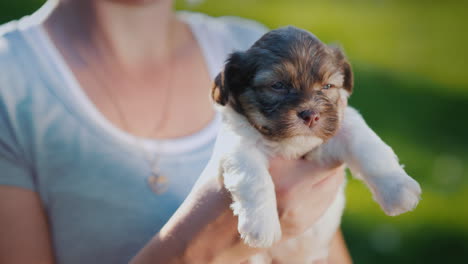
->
xmin=147 ymin=173 xmax=169 ymax=195
xmin=147 ymin=166 xmax=169 ymax=195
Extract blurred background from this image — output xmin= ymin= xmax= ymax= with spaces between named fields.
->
xmin=2 ymin=0 xmax=467 ymax=263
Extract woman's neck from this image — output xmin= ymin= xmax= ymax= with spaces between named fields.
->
xmin=43 ymin=0 xmax=180 ymax=73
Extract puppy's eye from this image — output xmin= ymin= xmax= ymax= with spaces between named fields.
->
xmin=271 ymin=81 xmax=288 ymax=92
xmin=322 ymin=84 xmax=334 ymax=90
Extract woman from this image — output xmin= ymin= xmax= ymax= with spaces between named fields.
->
xmin=0 ymin=0 xmax=352 ymax=263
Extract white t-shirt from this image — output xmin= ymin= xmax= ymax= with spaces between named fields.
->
xmin=0 ymin=1 xmax=267 ymax=263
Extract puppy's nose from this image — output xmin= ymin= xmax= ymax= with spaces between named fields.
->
xmin=298 ymin=110 xmax=320 ymax=127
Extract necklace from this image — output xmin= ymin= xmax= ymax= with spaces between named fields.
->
xmin=79 ymin=43 xmax=175 ymax=195
xmin=99 ymin=67 xmax=173 ymax=195
xmin=54 ymin=17 xmax=183 ymax=194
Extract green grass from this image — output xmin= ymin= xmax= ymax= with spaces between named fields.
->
xmin=177 ymin=0 xmax=468 ymax=95
xmin=344 ymin=66 xmax=468 ymax=262
xmin=341 ymin=65 xmax=468 ymax=262
xmin=0 ymin=0 xmax=44 ymax=23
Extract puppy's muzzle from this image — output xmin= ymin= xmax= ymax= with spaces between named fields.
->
xmin=298 ymin=110 xmax=320 ymax=128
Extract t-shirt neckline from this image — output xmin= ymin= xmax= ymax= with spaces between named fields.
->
xmin=21 ymin=12 xmax=221 ymax=155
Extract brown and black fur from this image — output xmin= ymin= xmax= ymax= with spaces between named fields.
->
xmin=212 ymin=26 xmax=353 ymax=142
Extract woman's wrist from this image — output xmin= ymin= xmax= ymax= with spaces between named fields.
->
xmin=130 ymin=180 xmax=257 ymax=264
xmin=178 ymin=185 xmax=239 ymax=263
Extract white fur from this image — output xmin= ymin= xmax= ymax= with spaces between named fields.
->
xmin=196 ymin=105 xmax=421 ymax=261
xmin=325 ymin=107 xmax=422 ymax=216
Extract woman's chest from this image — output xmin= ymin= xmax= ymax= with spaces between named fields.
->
xmin=73 ymin=43 xmax=215 ymax=139
xmin=32 ymin=125 xmax=214 ymax=262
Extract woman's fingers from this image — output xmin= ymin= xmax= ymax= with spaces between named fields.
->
xmin=278 ymin=168 xmax=345 ymax=216
xmin=270 ymin=157 xmax=345 ymax=194
xmin=310 ymin=167 xmax=345 ymax=194
xmin=272 ymin=159 xmax=346 ymax=238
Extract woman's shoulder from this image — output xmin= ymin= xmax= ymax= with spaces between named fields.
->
xmin=0 ymin=20 xmax=40 ymax=85
xmin=178 ymin=11 xmax=268 ymax=51
xmin=217 ymin=15 xmax=269 ymax=50
xmin=0 ymin=20 xmax=49 ymax=137
xmin=0 ymin=21 xmax=36 ymax=102
xmin=0 ymin=21 xmax=24 ymax=68
xmin=0 ymin=21 xmax=40 ymax=165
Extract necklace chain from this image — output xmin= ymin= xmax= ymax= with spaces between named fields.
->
xmin=48 ymin=14 xmax=182 ymax=195
xmin=79 ymin=34 xmax=176 ymax=195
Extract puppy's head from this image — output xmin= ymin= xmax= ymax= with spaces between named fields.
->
xmin=213 ymin=26 xmax=353 ymax=142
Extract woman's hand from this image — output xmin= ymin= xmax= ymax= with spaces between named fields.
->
xmin=130 ymin=158 xmax=347 ymax=264
xmin=270 ymin=157 xmax=345 ymax=240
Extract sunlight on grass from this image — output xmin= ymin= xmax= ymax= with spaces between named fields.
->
xmin=177 ymin=0 xmax=468 ymax=94
xmin=345 ymin=178 xmax=468 ymax=234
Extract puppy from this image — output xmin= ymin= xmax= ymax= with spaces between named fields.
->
xmin=203 ymin=26 xmax=421 ymax=263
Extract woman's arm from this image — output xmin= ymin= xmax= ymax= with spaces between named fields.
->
xmin=130 ymin=179 xmax=255 ymax=264
xmin=0 ymin=186 xmax=55 ymax=264
xmin=131 ymin=159 xmax=348 ymax=264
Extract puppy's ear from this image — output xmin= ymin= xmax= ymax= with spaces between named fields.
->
xmin=212 ymin=72 xmax=227 ymax=105
xmin=329 ymin=45 xmax=354 ymax=94
xmin=342 ymin=60 xmax=354 ymax=94
xmin=211 ymin=51 xmax=246 ymax=106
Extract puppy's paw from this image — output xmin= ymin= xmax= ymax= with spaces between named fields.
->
xmin=371 ymin=171 xmax=422 ymax=216
xmin=235 ymin=203 xmax=282 ymax=248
